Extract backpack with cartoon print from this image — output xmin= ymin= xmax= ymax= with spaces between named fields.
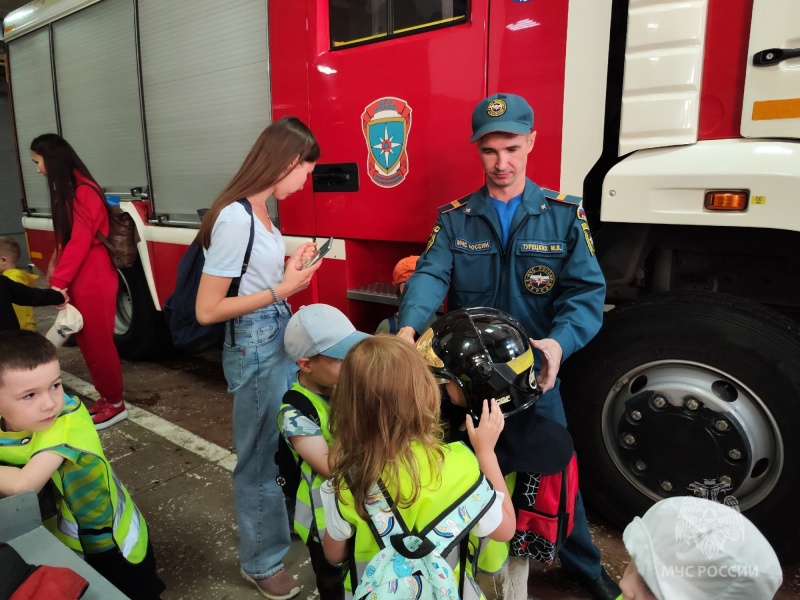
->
xmin=353 ymin=475 xmax=495 ymax=600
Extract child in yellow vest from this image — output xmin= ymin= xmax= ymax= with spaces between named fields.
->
xmin=321 ymin=335 xmax=517 ymax=599
xmin=279 ymin=304 xmax=370 ymax=600
xmin=0 ymin=330 xmax=165 ymax=599
xmin=0 ymin=237 xmax=53 ymax=331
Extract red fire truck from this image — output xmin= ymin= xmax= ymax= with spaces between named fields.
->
xmin=4 ymin=0 xmax=799 ymax=559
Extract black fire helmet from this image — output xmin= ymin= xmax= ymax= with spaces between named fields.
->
xmin=416 ymin=307 xmax=540 ymax=419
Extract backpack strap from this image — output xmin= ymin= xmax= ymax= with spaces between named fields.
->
xmin=226 ymin=198 xmax=255 ymax=346
xmin=281 ymin=389 xmax=321 ymax=471
xmin=283 ymin=389 xmax=319 ymax=421
xmin=422 ymin=473 xmax=496 ymax=599
xmin=419 ymin=473 xmax=495 ymax=556
xmin=361 ymin=473 xmax=495 ymax=598
xmin=362 ymin=480 xmax=410 ymax=551
xmin=283 ymin=389 xmax=321 ymax=471
xmin=76 ymin=182 xmax=110 ymax=242
xmin=388 ymin=315 xmax=398 ymax=335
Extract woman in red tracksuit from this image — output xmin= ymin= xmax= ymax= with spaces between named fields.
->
xmin=30 ymin=134 xmax=127 ymax=430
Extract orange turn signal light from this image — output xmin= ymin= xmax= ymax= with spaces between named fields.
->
xmin=704 ymin=191 xmax=748 ymax=211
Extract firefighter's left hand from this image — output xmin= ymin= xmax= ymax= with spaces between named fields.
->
xmin=529 ymin=337 xmax=562 ymax=393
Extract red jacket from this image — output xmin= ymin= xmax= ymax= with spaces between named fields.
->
xmin=50 ymin=173 xmax=110 ymax=290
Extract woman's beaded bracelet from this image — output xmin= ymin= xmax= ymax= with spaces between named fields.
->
xmin=268 ymin=286 xmax=281 ymax=304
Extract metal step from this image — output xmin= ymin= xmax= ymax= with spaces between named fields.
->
xmin=347 ymin=282 xmax=398 ymax=306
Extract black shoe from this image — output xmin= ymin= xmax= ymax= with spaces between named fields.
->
xmin=566 ymin=568 xmax=621 ymax=600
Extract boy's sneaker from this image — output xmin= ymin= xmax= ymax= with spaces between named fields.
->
xmin=240 ymin=568 xmax=300 ymax=600
xmin=92 ymin=400 xmax=128 ymax=430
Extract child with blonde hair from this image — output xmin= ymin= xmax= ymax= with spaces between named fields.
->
xmin=321 ymin=335 xmax=516 ymax=599
xmin=0 ymin=237 xmax=67 ymax=332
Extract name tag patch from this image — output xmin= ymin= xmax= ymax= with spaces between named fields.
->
xmin=525 ymin=265 xmax=556 ymax=295
xmin=519 ymin=241 xmax=564 ymax=255
xmin=454 ymin=238 xmax=493 ymax=253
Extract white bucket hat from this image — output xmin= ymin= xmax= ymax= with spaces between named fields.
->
xmin=45 ymin=304 xmax=84 ymax=348
xmin=623 ymin=496 xmax=782 ymax=599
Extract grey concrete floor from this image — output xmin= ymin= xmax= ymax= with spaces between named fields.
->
xmin=31 ymin=306 xmax=800 ymax=599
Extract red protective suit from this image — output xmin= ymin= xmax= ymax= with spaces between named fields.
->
xmin=50 ymin=173 xmax=123 ymax=404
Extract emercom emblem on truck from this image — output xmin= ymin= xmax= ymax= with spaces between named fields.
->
xmin=361 ymin=97 xmax=412 ymax=188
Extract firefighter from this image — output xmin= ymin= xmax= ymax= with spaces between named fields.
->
xmin=397 ymin=93 xmax=619 ymax=600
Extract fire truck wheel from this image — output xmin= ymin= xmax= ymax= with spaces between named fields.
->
xmin=561 ymin=292 xmax=800 ymax=562
xmin=114 ymin=259 xmax=169 ymax=360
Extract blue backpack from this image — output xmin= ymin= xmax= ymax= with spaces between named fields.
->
xmin=353 ymin=475 xmax=495 ymax=600
xmin=163 ymin=199 xmax=254 ymax=354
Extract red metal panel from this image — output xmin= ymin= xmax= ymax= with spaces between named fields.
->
xmin=24 ymin=228 xmax=55 ymax=273
xmin=302 ymin=0 xmax=488 ymax=243
xmin=269 ymin=0 xmax=316 ymax=237
xmin=698 ymin=0 xmax=754 ymax=140
xmin=487 ymin=0 xmax=569 ymax=191
xmin=149 ymin=240 xmax=187 ymax=307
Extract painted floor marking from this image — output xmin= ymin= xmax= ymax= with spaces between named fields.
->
xmin=60 ymin=371 xmax=237 ymax=473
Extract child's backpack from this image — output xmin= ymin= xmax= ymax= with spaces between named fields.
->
xmin=163 ymin=199 xmax=254 ymax=354
xmin=274 ymin=390 xmax=319 ymax=499
xmin=509 ymin=453 xmax=579 ymax=565
xmin=353 ymin=475 xmax=495 ymax=600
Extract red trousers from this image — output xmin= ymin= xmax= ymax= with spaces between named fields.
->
xmin=68 ymin=245 xmax=124 ymax=403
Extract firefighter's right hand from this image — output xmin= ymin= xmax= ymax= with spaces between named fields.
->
xmin=465 ymin=399 xmax=504 ymax=456
xmin=279 ymin=242 xmax=323 ymax=297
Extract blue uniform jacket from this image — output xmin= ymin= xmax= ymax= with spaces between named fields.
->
xmin=399 ymin=179 xmax=606 ymax=362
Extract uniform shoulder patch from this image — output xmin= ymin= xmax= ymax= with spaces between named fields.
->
xmin=437 ymin=196 xmax=470 ymax=214
xmin=541 ymin=187 xmax=581 ymax=206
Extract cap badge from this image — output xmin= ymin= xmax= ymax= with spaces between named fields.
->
xmin=487 ymin=99 xmax=507 ymax=117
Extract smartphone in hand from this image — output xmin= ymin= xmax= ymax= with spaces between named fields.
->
xmin=303 ymin=237 xmax=333 ymax=269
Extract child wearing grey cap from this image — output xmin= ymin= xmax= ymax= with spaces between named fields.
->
xmin=279 ymin=304 xmax=370 ymax=600
xmin=619 ymin=496 xmax=782 ymax=599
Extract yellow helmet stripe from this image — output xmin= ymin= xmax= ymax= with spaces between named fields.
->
xmin=507 ymin=348 xmax=533 ymax=375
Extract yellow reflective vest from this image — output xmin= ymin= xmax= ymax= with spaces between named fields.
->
xmin=278 ymin=382 xmax=333 ymax=545
xmin=3 ymin=269 xmax=39 ymax=331
xmin=335 ymin=441 xmax=506 ymax=599
xmin=0 ymin=394 xmax=149 ymax=563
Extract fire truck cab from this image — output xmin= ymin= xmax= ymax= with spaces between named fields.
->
xmin=4 ymin=0 xmax=800 ymax=560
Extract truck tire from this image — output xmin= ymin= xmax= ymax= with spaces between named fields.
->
xmin=560 ymin=292 xmax=800 ymax=562
xmin=114 ymin=259 xmax=169 ymax=360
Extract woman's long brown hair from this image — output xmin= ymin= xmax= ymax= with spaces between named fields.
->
xmin=329 ymin=335 xmax=446 ymax=520
xmin=30 ymin=134 xmax=103 ymax=248
xmin=197 ymin=116 xmax=320 ymax=249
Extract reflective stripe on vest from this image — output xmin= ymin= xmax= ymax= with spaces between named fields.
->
xmin=279 ymin=382 xmax=333 ymax=545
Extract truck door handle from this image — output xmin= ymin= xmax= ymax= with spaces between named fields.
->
xmin=315 ymin=173 xmax=351 ymax=184
xmin=312 ymin=163 xmax=359 ymax=192
xmin=752 ymin=47 xmax=800 ymax=66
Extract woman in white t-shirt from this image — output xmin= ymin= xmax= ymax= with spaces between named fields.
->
xmin=196 ymin=117 xmax=322 ymax=600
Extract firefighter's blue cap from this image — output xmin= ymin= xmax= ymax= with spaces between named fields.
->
xmin=470 ymin=93 xmax=534 ymax=142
